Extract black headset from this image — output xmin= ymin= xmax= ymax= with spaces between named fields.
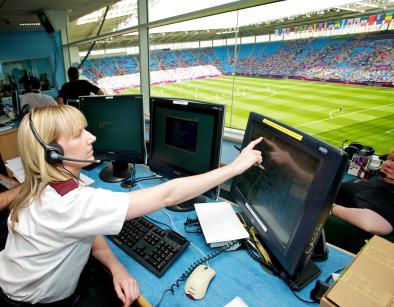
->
xmin=28 ymin=113 xmax=101 ymax=164
xmin=344 ymin=142 xmax=374 ymax=160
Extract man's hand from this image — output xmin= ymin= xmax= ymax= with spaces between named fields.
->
xmin=381 ymin=158 xmax=394 ymax=185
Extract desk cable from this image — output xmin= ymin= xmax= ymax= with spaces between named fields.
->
xmin=155 ymin=241 xmax=238 ymax=307
xmin=160 ymin=209 xmax=209 ymax=266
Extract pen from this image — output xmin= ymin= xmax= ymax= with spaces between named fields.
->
xmin=233 ymin=145 xmax=265 ymax=170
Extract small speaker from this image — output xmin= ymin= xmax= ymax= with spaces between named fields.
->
xmin=37 ymin=11 xmax=55 ymax=33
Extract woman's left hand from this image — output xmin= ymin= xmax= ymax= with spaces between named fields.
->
xmin=112 ymin=266 xmax=140 ymax=307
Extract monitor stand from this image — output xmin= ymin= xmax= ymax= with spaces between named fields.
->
xmin=166 ymin=194 xmax=206 ymax=212
xmin=99 ymin=161 xmax=133 ymax=183
xmin=281 ymin=260 xmax=321 ymax=290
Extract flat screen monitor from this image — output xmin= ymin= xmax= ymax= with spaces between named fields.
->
xmin=66 ymin=99 xmax=81 ymax=110
xmin=230 ymin=112 xmax=348 ymax=289
xmin=148 ymin=97 xmax=225 ymax=211
xmin=80 ymin=95 xmax=146 ymax=183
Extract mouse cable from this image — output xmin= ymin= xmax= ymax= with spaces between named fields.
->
xmin=160 ymin=209 xmax=209 ymax=265
xmin=155 ymin=241 xmax=239 ymax=307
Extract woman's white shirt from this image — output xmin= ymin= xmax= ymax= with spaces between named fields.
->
xmin=0 ymin=184 xmax=128 ymax=304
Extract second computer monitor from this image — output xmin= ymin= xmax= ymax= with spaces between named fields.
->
xmin=149 ymin=97 xmax=225 ymax=211
xmin=80 ymin=94 xmax=146 ymax=183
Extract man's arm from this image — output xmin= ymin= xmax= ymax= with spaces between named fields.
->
xmin=0 ymin=187 xmax=20 ymax=211
xmin=0 ymin=174 xmax=20 ymax=211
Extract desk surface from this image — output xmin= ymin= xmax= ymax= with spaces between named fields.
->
xmin=83 ymin=163 xmax=353 ymax=307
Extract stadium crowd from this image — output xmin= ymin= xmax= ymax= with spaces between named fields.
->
xmin=81 ymin=35 xmax=394 ymax=91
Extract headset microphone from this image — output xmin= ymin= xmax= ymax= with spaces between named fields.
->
xmin=48 ymin=152 xmax=101 ymax=164
xmin=29 ymin=113 xmax=101 ymax=165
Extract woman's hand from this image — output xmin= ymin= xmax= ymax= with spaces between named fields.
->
xmin=112 ymin=266 xmax=140 ymax=307
xmin=231 ymin=137 xmax=263 ymax=175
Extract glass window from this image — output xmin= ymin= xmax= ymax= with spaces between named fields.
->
xmin=0 ymin=57 xmax=54 ymax=97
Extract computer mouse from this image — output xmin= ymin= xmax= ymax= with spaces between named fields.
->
xmin=184 ymin=264 xmax=216 ymax=300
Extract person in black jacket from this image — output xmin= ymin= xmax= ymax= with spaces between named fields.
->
xmin=57 ymin=67 xmax=104 ymax=104
xmin=331 ymin=149 xmax=394 ymax=235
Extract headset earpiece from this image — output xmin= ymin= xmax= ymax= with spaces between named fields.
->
xmin=344 ymin=142 xmax=374 ymax=160
xmin=29 ymin=113 xmax=64 ymax=164
xmin=45 ymin=143 xmax=65 ymax=164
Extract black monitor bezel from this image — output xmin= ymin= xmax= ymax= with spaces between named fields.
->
xmin=148 ymin=97 xmax=225 ymax=200
xmin=231 ymin=112 xmax=348 ymax=276
xmin=80 ymin=94 xmax=146 ymax=164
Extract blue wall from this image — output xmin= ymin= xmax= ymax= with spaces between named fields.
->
xmin=0 ymin=31 xmax=65 ymax=92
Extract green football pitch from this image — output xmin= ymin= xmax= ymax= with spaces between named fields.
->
xmin=121 ymin=76 xmax=394 ymax=155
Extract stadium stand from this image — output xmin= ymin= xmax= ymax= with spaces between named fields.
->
xmin=81 ymin=34 xmax=394 ymax=93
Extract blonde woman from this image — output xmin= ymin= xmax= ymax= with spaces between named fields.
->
xmin=0 ymin=105 xmax=262 ymax=306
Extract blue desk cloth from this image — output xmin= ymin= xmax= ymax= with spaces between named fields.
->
xmin=83 ymin=163 xmax=353 ymax=307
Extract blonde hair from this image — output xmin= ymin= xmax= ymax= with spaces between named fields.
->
xmin=10 ymin=105 xmax=87 ymax=229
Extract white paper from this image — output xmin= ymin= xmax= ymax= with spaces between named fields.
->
xmin=195 ymin=202 xmax=249 ymax=244
xmin=5 ymin=157 xmax=25 ymax=183
xmin=80 ymin=173 xmax=94 ymax=186
xmin=0 ymin=125 xmax=13 ymax=132
xmin=225 ymin=296 xmax=248 ymax=307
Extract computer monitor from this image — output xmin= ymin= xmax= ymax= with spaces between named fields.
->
xmin=11 ymin=90 xmax=21 ymax=116
xmin=230 ymin=112 xmax=348 ymax=290
xmin=80 ymin=95 xmax=146 ymax=183
xmin=66 ymin=99 xmax=81 ymax=110
xmin=148 ymin=97 xmax=225 ymax=211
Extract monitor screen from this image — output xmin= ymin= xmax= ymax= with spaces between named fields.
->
xmin=80 ymin=95 xmax=146 ymax=182
xmin=231 ymin=112 xmax=348 ymax=281
xmin=149 ymin=97 xmax=225 ymax=210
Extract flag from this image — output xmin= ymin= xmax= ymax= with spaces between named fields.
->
xmin=275 ymin=28 xmax=282 ymax=36
xmin=327 ymin=21 xmax=334 ymax=30
xmin=368 ymin=15 xmax=377 ymax=25
xmin=376 ymin=14 xmax=384 ymax=25
xmin=340 ymin=20 xmax=347 ymax=28
xmin=334 ymin=21 xmax=341 ymax=29
xmin=294 ymin=26 xmax=299 ymax=33
xmin=283 ymin=28 xmax=290 ymax=35
xmin=353 ymin=17 xmax=361 ymax=26
xmin=307 ymin=25 xmax=313 ymax=32
xmin=360 ymin=16 xmax=368 ymax=26
xmin=385 ymin=12 xmax=393 ymax=23
xmin=347 ymin=18 xmax=354 ymax=27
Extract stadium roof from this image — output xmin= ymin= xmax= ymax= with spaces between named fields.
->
xmin=0 ymin=0 xmax=120 ymax=32
xmin=70 ymin=0 xmax=394 ymax=51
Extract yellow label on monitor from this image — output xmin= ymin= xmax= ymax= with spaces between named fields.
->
xmin=262 ymin=118 xmax=303 ymax=141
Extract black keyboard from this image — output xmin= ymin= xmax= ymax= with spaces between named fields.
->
xmin=108 ymin=217 xmax=189 ymax=277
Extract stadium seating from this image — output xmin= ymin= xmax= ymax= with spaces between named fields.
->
xmin=80 ymin=34 xmax=394 ymax=91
